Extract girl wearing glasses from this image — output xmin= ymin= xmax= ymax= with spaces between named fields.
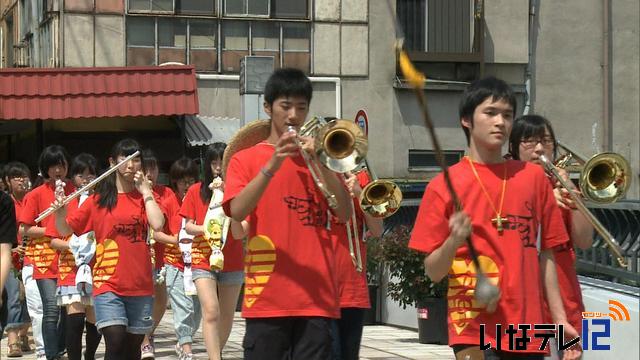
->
xmin=509 ymin=114 xmax=593 ymax=356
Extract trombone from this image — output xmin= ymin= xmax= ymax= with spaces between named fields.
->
xmin=357 ymin=159 xmax=403 ymax=219
xmin=539 ymin=142 xmax=631 ymax=267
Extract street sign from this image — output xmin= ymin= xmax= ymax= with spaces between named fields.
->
xmin=355 ymin=109 xmax=368 ymax=136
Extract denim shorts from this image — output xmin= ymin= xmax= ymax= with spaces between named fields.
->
xmin=93 ymin=292 xmax=153 ymax=334
xmin=192 ymin=268 xmax=244 ymax=285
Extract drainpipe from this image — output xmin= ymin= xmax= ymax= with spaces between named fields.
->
xmin=523 ymin=0 xmax=539 ymax=115
xmin=195 ymin=74 xmax=342 ymax=118
xmin=60 ymin=0 xmax=64 ymax=67
xmin=602 ymin=0 xmax=612 ymax=151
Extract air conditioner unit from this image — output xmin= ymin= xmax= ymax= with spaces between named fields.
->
xmin=239 ymin=56 xmax=275 ymax=95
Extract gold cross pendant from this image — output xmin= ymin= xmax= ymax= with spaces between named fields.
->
xmin=492 ymin=215 xmax=509 ymax=233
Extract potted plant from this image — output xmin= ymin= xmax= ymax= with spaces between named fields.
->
xmin=364 ymin=234 xmax=383 ymax=325
xmin=377 ymin=225 xmax=449 ymax=344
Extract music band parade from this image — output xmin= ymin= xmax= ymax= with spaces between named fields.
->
xmin=0 ymin=58 xmax=632 ymax=360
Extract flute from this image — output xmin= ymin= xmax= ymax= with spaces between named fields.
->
xmin=35 ymin=151 xmax=141 ymax=223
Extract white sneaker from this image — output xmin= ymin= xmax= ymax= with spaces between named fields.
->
xmin=179 ymin=353 xmax=195 ymax=360
xmin=36 ymin=353 xmax=47 ymax=360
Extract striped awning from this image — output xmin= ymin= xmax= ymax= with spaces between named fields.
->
xmin=183 ymin=115 xmax=241 ymax=146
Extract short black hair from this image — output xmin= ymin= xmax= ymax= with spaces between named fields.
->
xmin=38 ymin=145 xmax=70 ymax=179
xmin=264 ymin=68 xmax=313 ymax=106
xmin=509 ymin=114 xmax=558 ymax=160
xmin=169 ymin=157 xmax=199 ymax=182
xmin=69 ymin=153 xmax=98 ymax=177
xmin=459 ymin=76 xmax=517 ymax=145
xmin=141 ymin=149 xmax=159 ymax=172
xmin=2 ymin=161 xmax=30 ymax=188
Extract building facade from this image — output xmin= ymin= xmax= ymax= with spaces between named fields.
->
xmin=1 ymin=0 xmax=638 ymax=198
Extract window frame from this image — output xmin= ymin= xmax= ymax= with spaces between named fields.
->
xmin=408 ymin=149 xmax=465 ymax=172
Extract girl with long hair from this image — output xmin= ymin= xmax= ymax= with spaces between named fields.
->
xmin=54 ymin=139 xmax=165 ymax=360
xmin=180 ymin=142 xmax=245 ymax=360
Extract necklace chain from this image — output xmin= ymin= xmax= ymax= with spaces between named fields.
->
xmin=466 ymin=156 xmax=508 ymax=233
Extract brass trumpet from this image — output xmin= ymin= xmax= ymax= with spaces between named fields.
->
xmin=540 ymin=142 xmax=631 ymax=267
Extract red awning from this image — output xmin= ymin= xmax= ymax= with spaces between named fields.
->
xmin=0 ymin=65 xmax=199 ymax=120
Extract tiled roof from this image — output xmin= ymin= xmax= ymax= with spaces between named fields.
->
xmin=0 ymin=66 xmax=199 ymax=120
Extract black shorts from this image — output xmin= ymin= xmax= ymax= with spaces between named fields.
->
xmin=243 ymin=317 xmax=332 ymax=360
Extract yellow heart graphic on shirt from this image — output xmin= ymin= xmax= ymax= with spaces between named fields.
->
xmin=58 ymin=249 xmax=75 ymax=280
xmin=448 ymin=255 xmax=500 ymax=335
xmin=33 ymin=237 xmax=56 ymax=274
xmin=244 ymin=235 xmax=276 ymax=308
xmin=93 ymin=239 xmax=119 ymax=288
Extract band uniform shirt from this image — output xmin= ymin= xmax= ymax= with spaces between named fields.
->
xmin=544 ymin=207 xmax=585 ymax=334
xmin=179 ymin=182 xmax=244 ymax=273
xmin=409 ymin=159 xmax=569 ymax=353
xmin=10 ymin=194 xmax=28 ymax=270
xmin=19 ymin=181 xmax=76 ymax=279
xmin=66 ymin=192 xmax=154 ymax=297
xmin=0 ymin=191 xmax=18 ymax=246
xmin=222 ymin=142 xmax=340 ymax=319
xmin=332 ymin=171 xmax=371 ymax=309
xmin=152 ymin=185 xmax=181 ymax=271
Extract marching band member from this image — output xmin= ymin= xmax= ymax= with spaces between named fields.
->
xmin=19 ymin=145 xmax=75 ymax=360
xmin=180 ymin=142 xmax=245 ymax=360
xmin=169 ymin=157 xmax=199 ymax=204
xmin=331 ymin=171 xmax=383 ymax=360
xmin=222 ymin=68 xmax=352 ymax=360
xmin=53 ymin=139 xmax=164 ymax=360
xmin=139 ymin=150 xmax=177 ymax=359
xmin=49 ymin=153 xmax=101 ymax=360
xmin=408 ymin=77 xmax=580 ymax=359
xmin=3 ymin=162 xmax=37 ymax=357
xmin=509 ymin=115 xmax=593 ymax=359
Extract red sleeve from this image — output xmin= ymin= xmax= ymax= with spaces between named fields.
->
xmin=179 ymin=183 xmax=200 ymax=221
xmin=538 ymin=169 xmax=570 ymax=250
xmin=18 ymin=189 xmax=39 ymax=226
xmin=408 ymin=177 xmax=451 ymax=254
xmin=222 ymin=153 xmax=252 ymax=217
xmin=43 ymin=197 xmax=80 ymax=238
xmin=66 ymin=195 xmax=95 ymax=236
xmin=356 ymin=171 xmax=371 ymax=187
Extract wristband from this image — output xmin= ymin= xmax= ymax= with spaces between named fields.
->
xmin=144 ymin=196 xmax=155 ymax=204
xmin=260 ymin=167 xmax=274 ymax=179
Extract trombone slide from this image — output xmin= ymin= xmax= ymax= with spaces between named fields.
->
xmin=539 ymin=155 xmax=627 ymax=267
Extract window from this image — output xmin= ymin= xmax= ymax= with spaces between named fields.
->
xmin=225 ymin=0 xmax=269 ymax=16
xmin=398 ymin=0 xmax=473 ymax=53
xmin=177 ymin=0 xmax=215 ymax=14
xmin=130 ymin=0 xmax=174 ymax=12
xmin=282 ymin=22 xmax=310 ymax=73
xmin=222 ymin=21 xmax=249 ymax=72
xmin=252 ymin=22 xmax=280 ymax=67
xmin=158 ymin=18 xmax=187 ymax=64
xmin=190 ymin=19 xmax=217 ymax=71
xmin=126 ymin=17 xmax=156 ymax=65
xmin=126 ymin=16 xmax=311 ymax=73
xmin=271 ymin=0 xmax=307 ymax=19
xmin=408 ymin=149 xmax=464 ymax=171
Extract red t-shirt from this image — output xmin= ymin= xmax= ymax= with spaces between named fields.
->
xmin=179 ymin=182 xmax=243 ymax=273
xmin=66 ymin=192 xmax=153 ymax=297
xmin=152 ymin=185 xmax=181 ymax=270
xmin=18 ymin=181 xmax=75 ymax=279
xmin=409 ymin=159 xmax=569 ymax=353
xmin=11 ymin=195 xmax=27 ymax=270
xmin=332 ymin=171 xmax=371 ymax=309
xmin=163 ymin=212 xmax=184 ymax=271
xmin=52 ymin=196 xmax=91 ymax=287
xmin=222 ymin=142 xmax=340 ymax=319
xmin=544 ymin=208 xmax=585 ymax=334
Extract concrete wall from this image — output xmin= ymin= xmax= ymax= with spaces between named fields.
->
xmin=484 ymin=0 xmax=528 ymax=64
xmin=533 ymin=0 xmax=639 ymax=199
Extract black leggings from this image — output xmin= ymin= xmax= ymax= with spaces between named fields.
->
xmin=101 ymin=325 xmax=145 ymax=360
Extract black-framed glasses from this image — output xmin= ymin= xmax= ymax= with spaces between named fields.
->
xmin=520 ymin=137 xmax=555 ymax=149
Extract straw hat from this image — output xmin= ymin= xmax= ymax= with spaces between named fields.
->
xmin=222 ymin=119 xmax=271 ymax=177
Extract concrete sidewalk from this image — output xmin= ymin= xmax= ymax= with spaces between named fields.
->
xmin=2 ymin=311 xmax=455 ymax=359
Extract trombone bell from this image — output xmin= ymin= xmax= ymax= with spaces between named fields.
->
xmin=360 ymin=180 xmax=402 ymax=218
xmin=580 ymin=152 xmax=630 ymax=203
xmin=315 ymin=120 xmax=368 ymax=173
